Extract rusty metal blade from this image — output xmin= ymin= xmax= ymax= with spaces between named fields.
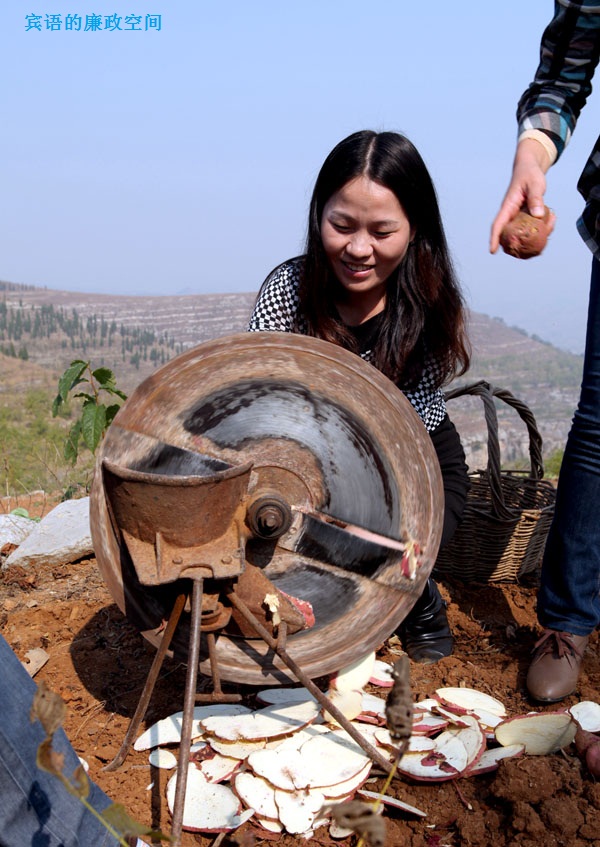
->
xmin=91 ymin=332 xmax=443 ymax=683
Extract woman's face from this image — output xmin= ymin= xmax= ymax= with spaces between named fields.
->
xmin=320 ymin=175 xmax=414 ymax=301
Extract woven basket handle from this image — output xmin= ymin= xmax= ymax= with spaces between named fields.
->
xmin=443 ymin=380 xmax=545 ymax=520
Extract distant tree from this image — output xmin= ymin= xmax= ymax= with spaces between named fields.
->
xmin=543 ymin=448 xmax=563 ymax=478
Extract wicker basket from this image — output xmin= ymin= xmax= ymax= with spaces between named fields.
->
xmin=434 ymin=380 xmax=556 ymax=583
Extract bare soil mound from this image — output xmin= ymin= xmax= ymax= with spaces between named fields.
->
xmin=1 ymin=505 xmax=599 ymax=846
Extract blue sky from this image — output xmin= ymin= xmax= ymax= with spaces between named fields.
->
xmin=1 ymin=2 xmax=597 ymax=353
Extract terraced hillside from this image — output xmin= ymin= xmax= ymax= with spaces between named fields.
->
xmin=451 ymin=313 xmax=581 ymax=470
xmin=1 ymin=280 xmax=582 ymax=472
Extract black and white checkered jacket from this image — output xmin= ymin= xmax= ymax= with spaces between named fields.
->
xmin=248 ymin=257 xmax=447 ymax=432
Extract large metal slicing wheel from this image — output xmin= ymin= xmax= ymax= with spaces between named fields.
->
xmin=90 ymin=332 xmax=443 ymax=684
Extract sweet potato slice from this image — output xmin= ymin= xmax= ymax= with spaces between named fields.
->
xmin=495 ymin=711 xmax=577 ymax=754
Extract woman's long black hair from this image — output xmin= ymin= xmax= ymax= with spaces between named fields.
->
xmin=299 ymin=130 xmax=470 ymax=388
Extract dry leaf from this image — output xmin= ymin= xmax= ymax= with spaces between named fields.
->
xmin=30 ymin=680 xmax=67 ymax=736
xmin=102 ymin=802 xmax=170 ymax=842
xmin=385 ymin=656 xmax=413 ymax=751
xmin=36 ymin=737 xmax=65 ymax=779
xmin=69 ymin=764 xmax=90 ymax=800
xmin=329 ymin=800 xmax=386 ymax=847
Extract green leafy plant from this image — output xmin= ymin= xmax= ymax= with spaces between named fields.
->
xmin=52 ymin=360 xmax=127 ymax=464
xmin=10 ymin=507 xmax=41 ymax=522
xmin=31 ymin=680 xmax=170 ymax=845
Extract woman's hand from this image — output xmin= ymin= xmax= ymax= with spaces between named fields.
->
xmin=490 ymin=138 xmax=555 ymax=254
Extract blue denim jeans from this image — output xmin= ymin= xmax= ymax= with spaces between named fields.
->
xmin=0 ymin=634 xmax=119 ymax=847
xmin=538 ymin=257 xmax=600 ymax=635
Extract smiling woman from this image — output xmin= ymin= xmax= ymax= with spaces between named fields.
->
xmin=248 ymin=129 xmax=471 ymax=664
xmin=320 ymin=175 xmax=414 ymax=325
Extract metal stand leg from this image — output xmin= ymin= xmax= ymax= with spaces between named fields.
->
xmin=107 ymin=577 xmax=392 ymax=847
xmin=226 ymin=588 xmax=393 ymax=775
xmin=170 ymin=578 xmax=204 ymax=847
xmin=104 ymin=579 xmax=241 ymax=843
xmin=103 ymin=592 xmax=188 ymax=772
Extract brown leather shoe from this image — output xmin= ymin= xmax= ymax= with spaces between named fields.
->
xmin=526 ymin=629 xmax=589 ymax=703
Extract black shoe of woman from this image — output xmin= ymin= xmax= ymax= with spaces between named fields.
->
xmin=398 ymin=578 xmax=453 ymax=663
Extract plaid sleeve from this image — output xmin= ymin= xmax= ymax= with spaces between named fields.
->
xmin=517 ymin=0 xmax=600 ymax=159
xmin=248 ymin=257 xmax=446 ymax=430
xmin=248 ymin=259 xmax=304 ymax=332
xmin=363 ymin=348 xmax=447 ymax=432
xmin=401 ymin=360 xmax=448 ymax=432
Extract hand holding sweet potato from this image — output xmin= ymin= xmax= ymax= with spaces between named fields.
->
xmin=499 ymin=205 xmax=553 ymax=259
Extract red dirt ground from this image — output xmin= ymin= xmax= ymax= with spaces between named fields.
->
xmin=1 ymin=493 xmax=599 ymax=847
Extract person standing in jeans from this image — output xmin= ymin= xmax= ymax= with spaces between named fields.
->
xmin=0 ymin=633 xmax=149 ymax=846
xmin=490 ymin=1 xmax=600 ymax=702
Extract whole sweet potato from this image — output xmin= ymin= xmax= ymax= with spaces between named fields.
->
xmin=499 ymin=205 xmax=552 ymax=259
xmin=575 ymin=726 xmax=600 ymax=777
